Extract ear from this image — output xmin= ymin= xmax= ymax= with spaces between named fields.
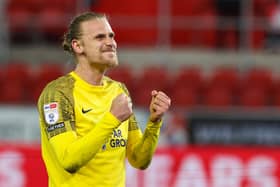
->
xmin=71 ymin=39 xmax=83 ymax=54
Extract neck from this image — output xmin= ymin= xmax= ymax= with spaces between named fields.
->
xmin=74 ymin=60 xmax=106 ymax=86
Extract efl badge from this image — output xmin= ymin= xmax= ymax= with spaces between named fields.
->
xmin=43 ymin=102 xmax=59 ymax=125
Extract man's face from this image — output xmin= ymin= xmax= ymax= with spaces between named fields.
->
xmin=77 ymin=18 xmax=118 ymax=68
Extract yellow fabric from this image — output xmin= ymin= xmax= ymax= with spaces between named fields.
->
xmin=37 ymin=71 xmax=162 ymax=187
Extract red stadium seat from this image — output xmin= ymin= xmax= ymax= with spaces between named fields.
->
xmin=221 ymin=27 xmax=238 ymax=49
xmin=170 ymin=87 xmax=199 ymax=108
xmin=1 ymin=82 xmax=26 ymax=104
xmin=254 ymin=0 xmax=276 ymax=17
xmin=171 ymin=66 xmax=204 ymax=93
xmin=7 ymin=7 xmax=34 ymax=41
xmin=251 ymin=29 xmax=265 ymax=50
xmin=0 ymin=67 xmax=3 ymax=102
xmin=273 ymin=91 xmax=280 ymax=107
xmin=203 ymin=87 xmax=233 ymax=107
xmin=41 ymin=0 xmax=77 ymax=13
xmin=133 ymin=86 xmax=153 ymax=107
xmin=106 ymin=65 xmax=135 ymax=96
xmin=239 ymin=87 xmax=268 ymax=108
xmin=169 ymin=66 xmax=204 ymax=108
xmin=171 ymin=0 xmax=216 ymax=47
xmin=171 ymin=0 xmax=214 ymax=16
xmin=91 ymin=0 xmax=158 ymax=46
xmin=206 ymin=66 xmax=240 ymax=94
xmin=0 ymin=62 xmax=32 ymax=103
xmin=7 ymin=0 xmax=43 ymax=42
xmin=92 ymin=0 xmax=157 ymax=16
xmin=3 ymin=62 xmax=32 ymax=92
xmin=36 ymin=7 xmax=70 ymax=42
xmin=29 ymin=63 xmax=65 ymax=103
xmin=112 ymin=27 xmax=158 ymax=46
xmin=3 ymin=61 xmax=32 ymax=103
xmin=241 ymin=68 xmax=274 ymax=95
xmin=4 ymin=62 xmax=31 ymax=80
xmin=7 ymin=0 xmax=44 ymax=13
xmin=133 ymin=66 xmax=170 ymax=107
xmin=238 ymin=68 xmax=273 ymax=108
xmin=272 ymin=89 xmax=280 ymax=107
xmin=271 ymin=78 xmax=280 ymax=106
xmin=171 ymin=11 xmax=217 ymax=47
xmin=136 ymin=66 xmax=170 ymax=91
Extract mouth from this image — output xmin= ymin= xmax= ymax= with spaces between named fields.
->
xmin=103 ymin=50 xmax=116 ymax=56
xmin=102 ymin=47 xmax=116 ymax=52
xmin=103 ymin=50 xmax=116 ymax=59
xmin=103 ymin=50 xmax=115 ymax=53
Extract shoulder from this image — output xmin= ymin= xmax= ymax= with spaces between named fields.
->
xmin=48 ymin=74 xmax=75 ymax=89
xmin=44 ymin=74 xmax=75 ymax=94
xmin=38 ymin=74 xmax=75 ymax=104
xmin=103 ymin=76 xmax=129 ymax=94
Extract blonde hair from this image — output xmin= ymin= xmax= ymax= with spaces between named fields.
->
xmin=62 ymin=12 xmax=106 ymax=54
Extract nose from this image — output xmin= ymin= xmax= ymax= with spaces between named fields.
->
xmin=105 ymin=37 xmax=117 ymax=49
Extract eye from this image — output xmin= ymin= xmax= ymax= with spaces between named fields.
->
xmin=109 ymin=32 xmax=115 ymax=38
xmin=95 ymin=34 xmax=106 ymax=40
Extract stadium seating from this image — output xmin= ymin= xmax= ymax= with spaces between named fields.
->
xmin=29 ymin=63 xmax=65 ymax=103
xmin=36 ymin=7 xmax=69 ymax=42
xmin=106 ymin=65 xmax=135 ymax=96
xmin=91 ymin=0 xmax=158 ymax=46
xmin=7 ymin=0 xmax=44 ymax=13
xmin=133 ymin=66 xmax=170 ymax=107
xmin=171 ymin=66 xmax=204 ymax=93
xmin=203 ymin=87 xmax=233 ymax=107
xmin=0 ymin=60 xmax=279 ymax=110
xmin=91 ymin=0 xmax=158 ymax=15
xmin=0 ymin=62 xmax=32 ymax=103
xmin=239 ymin=87 xmax=268 ymax=108
xmin=36 ymin=0 xmax=77 ymax=42
xmin=171 ymin=0 xmax=216 ymax=47
xmin=170 ymin=87 xmax=199 ymax=108
xmin=254 ymin=0 xmax=276 ymax=17
xmin=7 ymin=0 xmax=76 ymax=43
xmin=1 ymin=82 xmax=26 ymax=104
xmin=6 ymin=0 xmax=272 ymax=49
xmin=136 ymin=66 xmax=170 ymax=91
xmin=241 ymin=68 xmax=274 ymax=95
xmin=7 ymin=6 xmax=34 ymax=42
xmin=237 ymin=68 xmax=275 ymax=107
xmin=206 ymin=66 xmax=240 ymax=94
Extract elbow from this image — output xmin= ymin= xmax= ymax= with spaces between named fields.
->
xmin=138 ymin=162 xmax=150 ymax=170
xmin=128 ymin=156 xmax=152 ymax=170
xmin=60 ymin=158 xmax=81 ymax=173
xmin=64 ymin=165 xmax=79 ymax=173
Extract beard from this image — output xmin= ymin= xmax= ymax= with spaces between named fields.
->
xmin=102 ymin=51 xmax=119 ymax=67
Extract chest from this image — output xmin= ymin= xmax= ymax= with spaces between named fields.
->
xmin=73 ymin=84 xmax=127 ymax=137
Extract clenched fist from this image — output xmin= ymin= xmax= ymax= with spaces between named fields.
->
xmin=110 ymin=93 xmax=133 ymax=122
xmin=149 ymin=90 xmax=171 ymax=122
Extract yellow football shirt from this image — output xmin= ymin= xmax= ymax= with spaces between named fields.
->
xmin=37 ymin=71 xmax=162 ymax=187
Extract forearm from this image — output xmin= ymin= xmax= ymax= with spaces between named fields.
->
xmin=50 ymin=112 xmax=120 ymax=172
xmin=127 ymin=120 xmax=162 ymax=169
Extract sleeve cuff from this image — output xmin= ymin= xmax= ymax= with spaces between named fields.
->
xmin=146 ymin=119 xmax=162 ymax=136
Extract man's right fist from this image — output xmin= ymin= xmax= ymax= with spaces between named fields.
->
xmin=110 ymin=93 xmax=132 ymax=122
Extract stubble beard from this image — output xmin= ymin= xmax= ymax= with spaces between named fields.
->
xmin=103 ymin=52 xmax=119 ymax=68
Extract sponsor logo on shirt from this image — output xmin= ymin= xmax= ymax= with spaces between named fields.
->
xmin=110 ymin=129 xmax=127 ymax=148
xmin=82 ymin=108 xmax=92 ymax=114
xmin=43 ymin=102 xmax=59 ymax=125
xmin=102 ymin=129 xmax=127 ymax=151
xmin=47 ymin=122 xmax=65 ymax=132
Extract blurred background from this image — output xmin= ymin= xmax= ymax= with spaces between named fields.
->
xmin=1 ymin=0 xmax=280 ymax=186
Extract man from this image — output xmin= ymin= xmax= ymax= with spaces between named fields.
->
xmin=37 ymin=12 xmax=171 ymax=187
